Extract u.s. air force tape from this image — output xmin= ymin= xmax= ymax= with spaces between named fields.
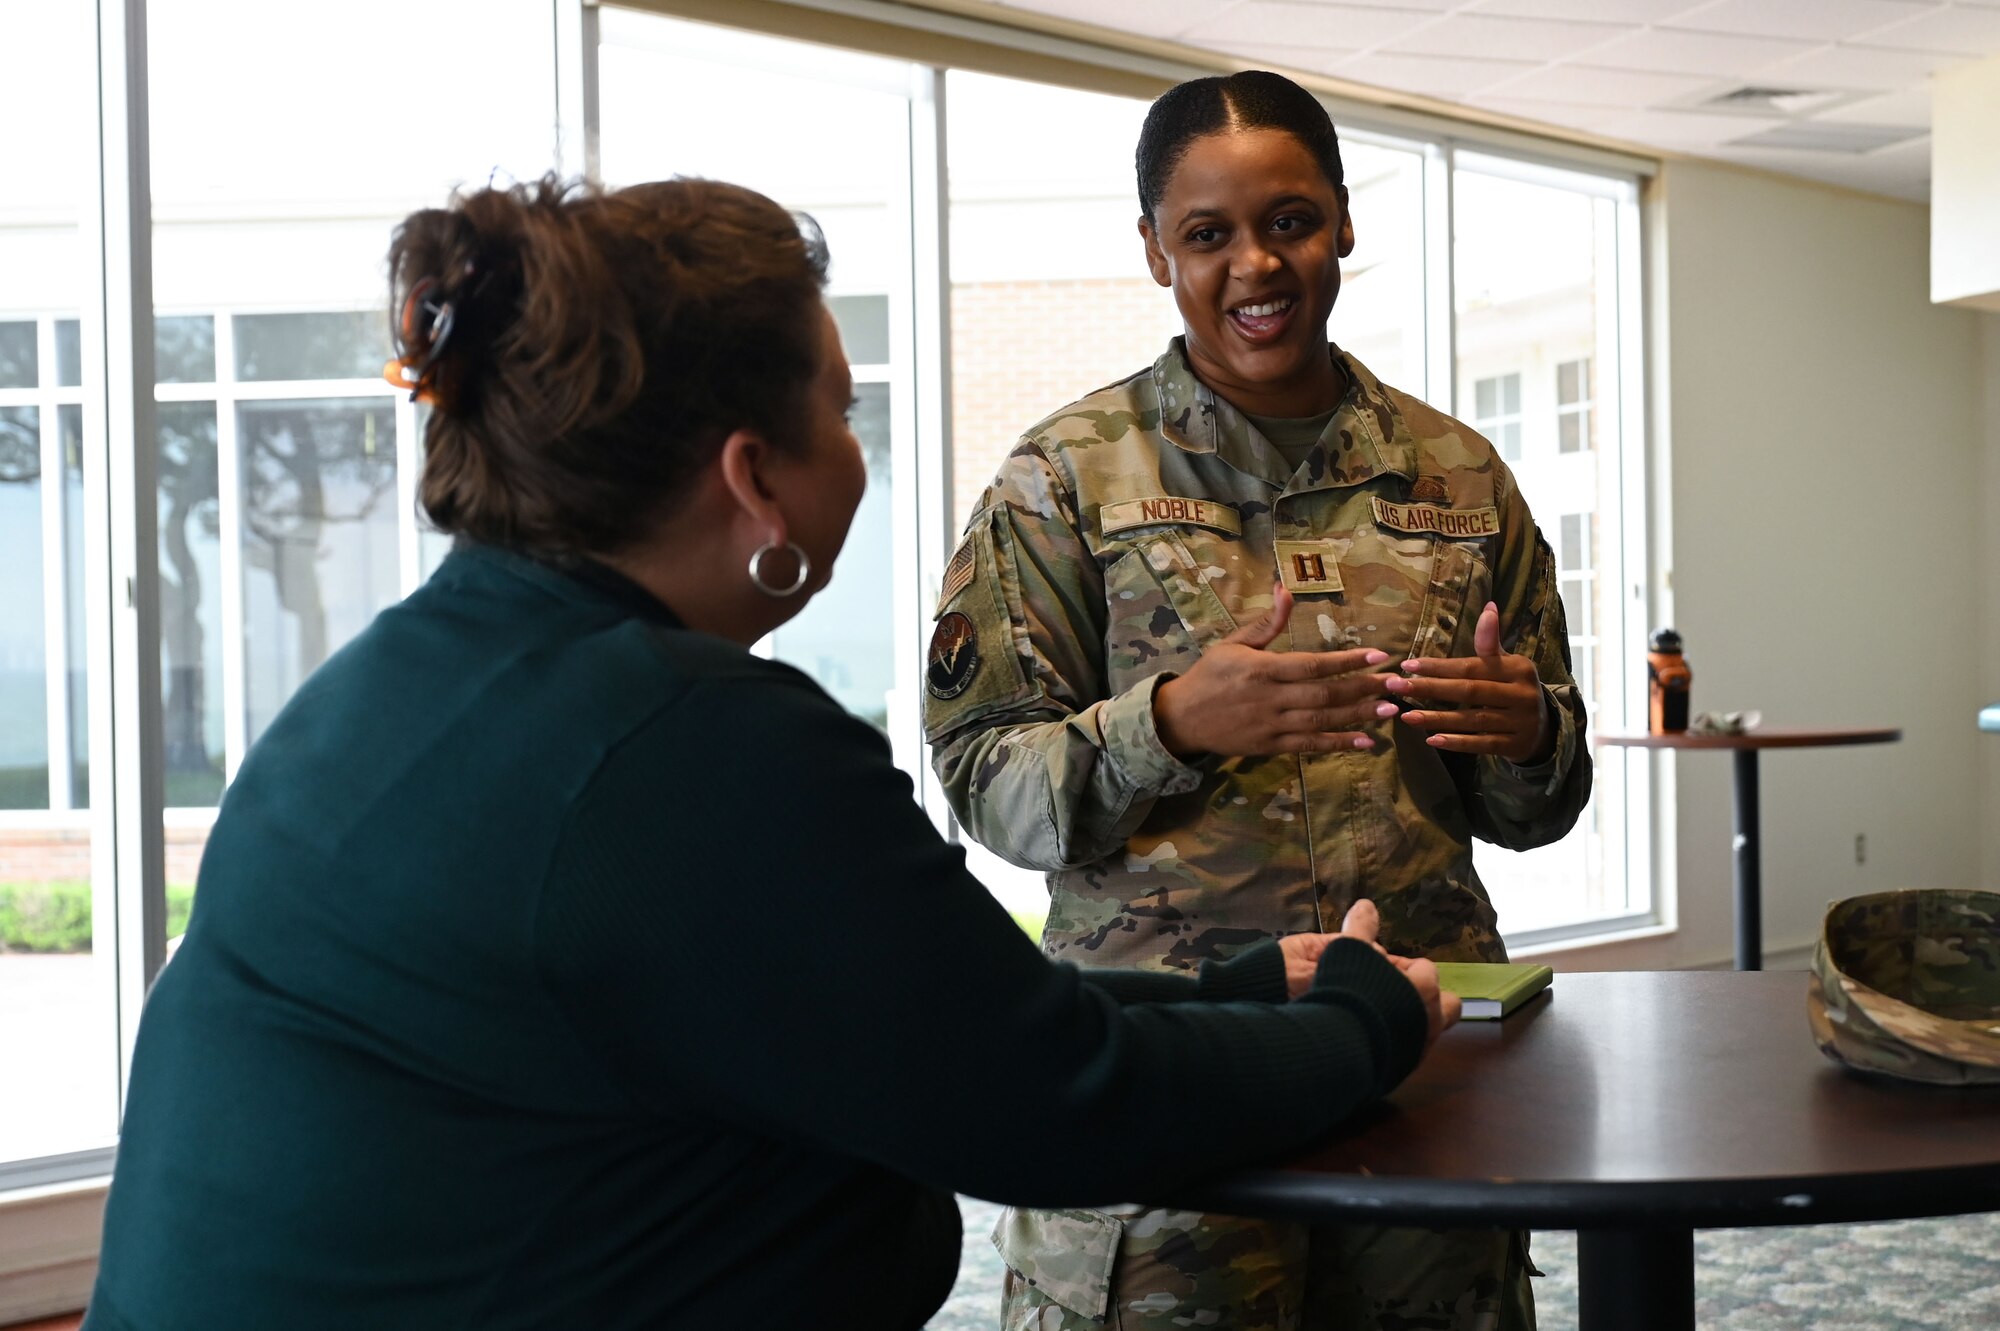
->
xmin=1100 ymin=496 xmax=1243 ymax=538
xmin=1371 ymin=497 xmax=1499 ymax=538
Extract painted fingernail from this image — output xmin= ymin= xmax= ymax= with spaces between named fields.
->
xmin=1353 ymin=735 xmax=1374 ymax=749
xmin=1364 ymin=650 xmax=1390 ymax=665
xmin=1383 ymin=676 xmax=1408 ymax=692
xmin=1401 ymin=660 xmax=1422 ymax=672
xmin=1375 ymin=702 xmax=1400 ymax=718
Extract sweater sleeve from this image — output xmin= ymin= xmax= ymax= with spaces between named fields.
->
xmin=535 ymin=663 xmax=1426 ymax=1208
xmin=1079 ymin=939 xmax=1289 ymax=1006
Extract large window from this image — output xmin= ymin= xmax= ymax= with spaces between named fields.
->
xmin=0 ymin=0 xmax=564 ymax=1176
xmin=1456 ymin=152 xmax=1646 ymax=938
xmin=597 ymin=12 xmax=920 ymax=766
xmin=1 ymin=1 xmax=1649 ymax=1190
xmin=142 ymin=0 xmax=563 ymax=897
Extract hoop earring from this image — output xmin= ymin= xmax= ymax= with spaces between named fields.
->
xmin=748 ymin=541 xmax=811 ymax=597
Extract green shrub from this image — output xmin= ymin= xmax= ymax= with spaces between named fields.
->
xmin=0 ymin=880 xmax=197 ymax=953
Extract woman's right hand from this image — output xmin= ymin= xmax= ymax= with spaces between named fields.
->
xmin=1385 ymin=954 xmax=1460 ymax=1051
xmin=1152 ymin=582 xmax=1394 ymax=759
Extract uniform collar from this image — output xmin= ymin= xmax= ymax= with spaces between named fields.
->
xmin=1149 ymin=337 xmax=1417 ymax=495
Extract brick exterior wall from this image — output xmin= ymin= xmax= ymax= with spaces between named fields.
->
xmin=949 ymin=276 xmax=1181 ymax=532
xmin=0 ymin=826 xmax=208 ymax=886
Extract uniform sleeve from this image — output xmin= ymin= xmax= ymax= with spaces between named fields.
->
xmin=1462 ymin=463 xmax=1593 ymax=849
xmin=923 ymin=441 xmax=1204 ymax=873
xmin=535 ymin=667 xmax=1427 ymax=1208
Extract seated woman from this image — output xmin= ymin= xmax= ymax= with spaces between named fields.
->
xmin=83 ymin=176 xmax=1455 ymax=1331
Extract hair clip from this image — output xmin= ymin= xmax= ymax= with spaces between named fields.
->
xmin=381 ymin=355 xmax=437 ymax=405
xmin=388 ymin=275 xmax=461 ymax=404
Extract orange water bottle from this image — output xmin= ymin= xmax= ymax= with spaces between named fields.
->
xmin=1648 ymin=629 xmax=1692 ymax=734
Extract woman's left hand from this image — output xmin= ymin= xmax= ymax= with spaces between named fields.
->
xmin=1384 ymin=602 xmax=1554 ymax=764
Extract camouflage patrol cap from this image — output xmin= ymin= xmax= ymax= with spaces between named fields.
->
xmin=1807 ymin=889 xmax=2000 ymax=1086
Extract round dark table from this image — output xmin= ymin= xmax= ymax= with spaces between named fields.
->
xmin=1168 ymin=971 xmax=2000 ymax=1331
xmin=1596 ymin=728 xmax=1900 ymax=969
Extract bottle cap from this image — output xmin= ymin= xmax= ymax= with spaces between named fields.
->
xmin=1649 ymin=628 xmax=1683 ymax=653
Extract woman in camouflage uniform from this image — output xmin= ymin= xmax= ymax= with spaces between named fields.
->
xmin=923 ymin=72 xmax=1591 ymax=1330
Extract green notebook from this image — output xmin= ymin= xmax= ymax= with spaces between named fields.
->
xmin=1433 ymin=962 xmax=1554 ymax=1020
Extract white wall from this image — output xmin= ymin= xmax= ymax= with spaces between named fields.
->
xmin=1545 ymin=158 xmax=1999 ymax=972
xmin=1983 ymin=319 xmax=2000 ymax=888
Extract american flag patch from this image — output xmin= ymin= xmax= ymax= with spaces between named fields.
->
xmin=935 ymin=538 xmax=976 ymax=617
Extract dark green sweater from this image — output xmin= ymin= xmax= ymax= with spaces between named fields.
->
xmin=85 ymin=546 xmax=1426 ymax=1331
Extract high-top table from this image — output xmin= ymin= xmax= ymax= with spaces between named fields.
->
xmin=1167 ymin=971 xmax=2000 ymax=1331
xmin=1596 ymin=728 xmax=1900 ymax=969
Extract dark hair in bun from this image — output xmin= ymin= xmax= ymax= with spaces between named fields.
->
xmin=1137 ymin=70 xmax=1346 ymax=221
xmin=388 ymin=175 xmax=830 ymax=560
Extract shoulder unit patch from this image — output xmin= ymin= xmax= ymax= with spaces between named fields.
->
xmin=927 ymin=611 xmax=982 ymax=699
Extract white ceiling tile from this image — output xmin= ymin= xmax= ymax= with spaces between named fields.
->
xmin=1578 ymin=27 xmax=1818 ymax=74
xmin=1815 ymin=84 xmax=1936 ymax=125
xmin=1216 ymin=41 xmax=1368 ymax=73
xmin=989 ymin=0 xmax=1234 ymax=41
xmin=1661 ymin=0 xmax=1945 ymax=43
xmin=1382 ymin=11 xmax=1626 ymax=59
xmin=1727 ymin=119 xmax=1925 ymax=151
xmin=1480 ymin=61 xmax=1720 ymax=105
xmin=1470 ymin=0 xmax=1706 ymax=21
xmin=1308 ymin=0 xmax=1461 ymax=8
xmin=1707 ymin=141 xmax=1929 ymax=199
xmin=1861 ymin=3 xmax=2000 ymax=54
xmin=1593 ymin=106 xmax=1787 ymax=145
xmin=1333 ymin=50 xmax=1541 ymax=94
xmin=1465 ymin=95 xmax=1637 ymax=132
xmin=1181 ymin=2 xmax=1439 ymax=49
xmin=1757 ymin=41 xmax=1970 ymax=87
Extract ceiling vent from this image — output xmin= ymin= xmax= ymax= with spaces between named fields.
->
xmin=1728 ymin=122 xmax=1927 ymax=154
xmin=1701 ymin=85 xmax=1849 ymax=116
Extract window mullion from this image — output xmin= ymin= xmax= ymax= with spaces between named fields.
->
xmin=90 ymin=0 xmax=167 ymax=1087
xmin=1615 ymin=182 xmax=1654 ymax=921
xmin=1423 ymin=141 xmax=1455 ymax=414
xmin=906 ymin=63 xmax=952 ymax=832
xmin=555 ymin=0 xmax=601 ymax=184
xmin=39 ymin=320 xmax=74 ymax=812
xmin=215 ymin=314 xmax=248 ymax=786
xmin=396 ymin=394 xmax=422 ymax=598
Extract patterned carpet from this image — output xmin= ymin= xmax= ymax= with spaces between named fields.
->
xmin=928 ymin=1199 xmax=2000 ymax=1329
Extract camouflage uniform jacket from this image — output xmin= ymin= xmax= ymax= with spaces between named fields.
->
xmin=924 ymin=339 xmax=1591 ymax=970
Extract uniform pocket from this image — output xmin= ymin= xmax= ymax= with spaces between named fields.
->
xmin=992 ymin=1205 xmax=1123 ymax=1321
xmin=1408 ymin=539 xmax=1494 ymax=661
xmin=1121 ymin=530 xmax=1240 ymax=645
xmin=1375 ymin=874 xmax=1505 ymax=961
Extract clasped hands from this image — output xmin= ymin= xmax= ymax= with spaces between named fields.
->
xmin=1153 ymin=582 xmax=1554 ymax=765
xmin=1278 ymin=900 xmax=1460 ymax=1046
